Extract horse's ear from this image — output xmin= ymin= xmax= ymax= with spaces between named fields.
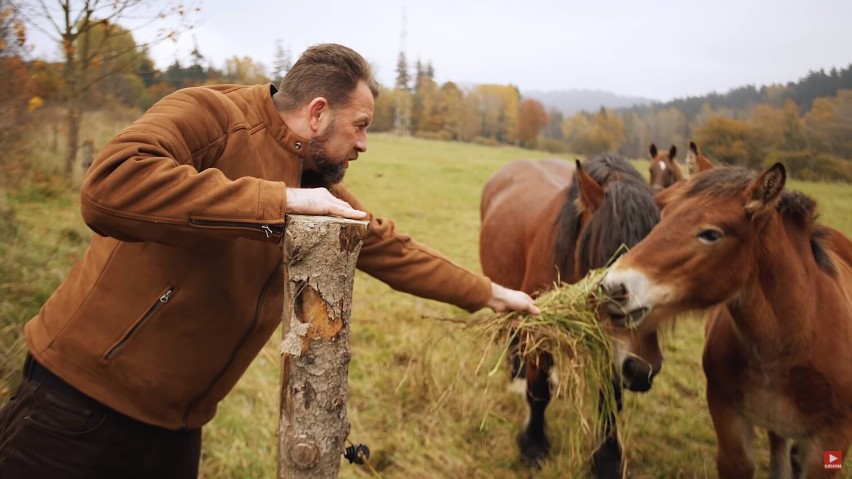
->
xmin=575 ymin=159 xmax=604 ymax=212
xmin=669 ymin=145 xmax=677 ymax=160
xmin=689 ymin=141 xmax=714 ymax=172
xmin=649 ymin=143 xmax=658 ymax=158
xmin=745 ymin=162 xmax=786 ymax=219
xmin=696 ymin=153 xmax=714 ymax=172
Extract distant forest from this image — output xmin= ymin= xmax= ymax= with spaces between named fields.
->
xmin=1 ymin=3 xmax=850 ymax=182
xmin=374 ymin=59 xmax=852 ymax=182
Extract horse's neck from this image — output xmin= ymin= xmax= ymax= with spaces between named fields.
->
xmin=521 ymin=191 xmax=571 ymax=292
xmin=726 ymin=222 xmax=845 ymax=353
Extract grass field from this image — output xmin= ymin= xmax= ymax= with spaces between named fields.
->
xmin=2 ymin=127 xmax=852 ymax=478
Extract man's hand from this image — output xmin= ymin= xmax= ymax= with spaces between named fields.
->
xmin=486 ymin=282 xmax=540 ymax=315
xmin=286 ymin=187 xmax=367 ymax=220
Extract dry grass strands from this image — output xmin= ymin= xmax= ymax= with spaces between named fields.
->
xmin=469 ymin=267 xmax=620 ymax=468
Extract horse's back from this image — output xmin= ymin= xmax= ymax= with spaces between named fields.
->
xmin=481 ymin=159 xmax=574 ymax=218
xmin=480 ymin=159 xmax=574 ymax=292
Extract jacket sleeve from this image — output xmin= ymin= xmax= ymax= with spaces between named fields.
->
xmin=332 ymin=184 xmax=492 ymax=312
xmin=80 ymin=88 xmax=288 ymax=246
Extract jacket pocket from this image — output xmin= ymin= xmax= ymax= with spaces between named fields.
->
xmin=104 ymin=287 xmax=175 ymax=360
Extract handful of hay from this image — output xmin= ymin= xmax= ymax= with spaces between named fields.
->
xmin=472 ymin=267 xmax=620 ymax=461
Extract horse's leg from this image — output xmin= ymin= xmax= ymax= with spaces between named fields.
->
xmin=517 ymin=352 xmax=553 ymax=467
xmin=707 ymin=385 xmax=756 ymax=479
xmin=790 ymin=438 xmax=815 ymax=479
xmin=768 ymin=431 xmax=793 ymax=479
xmin=591 ymin=377 xmax=625 ymax=479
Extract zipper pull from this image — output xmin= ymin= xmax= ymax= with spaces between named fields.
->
xmin=160 ymin=289 xmax=174 ymax=304
xmin=262 ymin=225 xmax=273 ymax=237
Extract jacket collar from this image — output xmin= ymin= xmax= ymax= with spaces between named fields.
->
xmin=259 ymin=83 xmax=308 ymax=158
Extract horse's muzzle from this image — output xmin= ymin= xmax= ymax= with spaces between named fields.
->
xmin=600 ymin=281 xmax=650 ymax=327
xmin=621 ymin=357 xmax=661 ymax=392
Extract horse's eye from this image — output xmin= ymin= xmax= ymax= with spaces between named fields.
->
xmin=697 ymin=229 xmax=723 ymax=243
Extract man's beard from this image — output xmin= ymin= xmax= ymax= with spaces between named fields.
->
xmin=303 ymin=121 xmax=346 ymax=187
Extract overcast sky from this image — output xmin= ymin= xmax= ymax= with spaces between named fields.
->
xmin=30 ymin=0 xmax=852 ymax=102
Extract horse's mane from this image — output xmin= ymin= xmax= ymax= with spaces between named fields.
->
xmin=554 ymin=154 xmax=660 ymax=279
xmin=684 ymin=166 xmax=835 ymax=274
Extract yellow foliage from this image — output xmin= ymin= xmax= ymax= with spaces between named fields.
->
xmin=28 ymin=96 xmax=44 ymax=112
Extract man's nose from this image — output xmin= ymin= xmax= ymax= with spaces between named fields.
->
xmin=355 ymin=132 xmax=367 ymax=153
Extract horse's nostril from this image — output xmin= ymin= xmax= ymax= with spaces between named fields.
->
xmin=605 ymin=282 xmax=628 ymax=302
xmin=622 ymin=357 xmax=655 ymax=392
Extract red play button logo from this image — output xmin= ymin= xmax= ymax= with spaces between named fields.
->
xmin=824 ymin=450 xmax=842 ymax=469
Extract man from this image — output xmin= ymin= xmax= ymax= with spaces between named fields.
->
xmin=0 ymin=43 xmax=538 ymax=478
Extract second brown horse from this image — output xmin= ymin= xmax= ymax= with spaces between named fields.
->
xmin=480 ymin=154 xmax=662 ymax=477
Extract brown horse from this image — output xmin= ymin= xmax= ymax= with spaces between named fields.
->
xmin=648 ymin=143 xmax=683 ymax=192
xmin=685 ymin=140 xmax=714 ymax=176
xmin=601 ymin=161 xmax=852 ymax=478
xmin=480 ymin=155 xmax=662 ymax=477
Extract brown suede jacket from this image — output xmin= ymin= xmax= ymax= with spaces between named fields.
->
xmin=25 ymin=83 xmax=492 ymax=430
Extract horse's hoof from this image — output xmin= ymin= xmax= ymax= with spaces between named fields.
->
xmin=517 ymin=429 xmax=549 ymax=469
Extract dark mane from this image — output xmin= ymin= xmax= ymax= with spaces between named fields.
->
xmin=554 ymin=154 xmax=660 ymax=278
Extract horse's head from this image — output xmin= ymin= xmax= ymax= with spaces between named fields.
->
xmin=648 ymin=143 xmax=683 ymax=192
xmin=600 ymin=159 xmax=790 ymax=327
xmin=563 ymin=155 xmax=664 ymax=391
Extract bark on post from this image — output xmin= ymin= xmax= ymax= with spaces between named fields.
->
xmin=278 ymin=214 xmax=369 ymax=479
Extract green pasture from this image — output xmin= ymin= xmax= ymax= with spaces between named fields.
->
xmin=2 ymin=127 xmax=851 ymax=478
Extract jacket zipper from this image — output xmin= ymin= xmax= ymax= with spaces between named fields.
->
xmin=105 ymin=288 xmax=175 ymax=360
xmin=181 ymin=268 xmax=278 ymax=428
xmin=189 ymin=219 xmax=284 ymax=238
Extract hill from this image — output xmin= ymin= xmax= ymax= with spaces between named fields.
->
xmin=522 ymin=88 xmax=653 ymax=115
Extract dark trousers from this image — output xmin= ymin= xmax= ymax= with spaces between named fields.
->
xmin=0 ymin=355 xmax=201 ymax=479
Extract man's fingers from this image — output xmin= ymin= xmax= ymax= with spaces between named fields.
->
xmin=332 ymin=204 xmax=367 ymax=219
xmin=286 ymin=188 xmax=367 ymax=219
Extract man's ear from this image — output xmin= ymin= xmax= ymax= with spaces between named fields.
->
xmin=307 ymin=97 xmax=329 ymax=133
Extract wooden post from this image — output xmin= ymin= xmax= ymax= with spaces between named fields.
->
xmin=278 ymin=214 xmax=369 ymax=479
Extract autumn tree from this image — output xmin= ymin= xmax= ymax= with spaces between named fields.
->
xmin=561 ymin=113 xmax=593 ymax=152
xmin=517 ymin=98 xmax=548 ymax=148
xmin=411 ymin=60 xmax=440 ymax=135
xmin=543 ymin=107 xmax=564 ymax=140
xmin=560 ymin=108 xmax=625 ymax=155
xmin=647 ymin=106 xmax=688 ymax=156
xmin=804 ymin=90 xmax=852 ymax=158
xmin=0 ymin=0 xmax=30 ymax=128
xmin=470 ymin=84 xmax=519 ymax=144
xmin=16 ymin=0 xmax=198 ymax=175
xmin=81 ymin=21 xmax=148 ymax=107
xmin=693 ymin=116 xmax=758 ymax=167
xmin=370 ymin=84 xmax=396 ymax=132
xmin=436 ymin=81 xmax=464 ymax=140
xmin=621 ymin=110 xmax=648 ymax=158
xmin=750 ymin=100 xmax=806 ymax=151
xmin=222 ymin=55 xmax=269 ymax=84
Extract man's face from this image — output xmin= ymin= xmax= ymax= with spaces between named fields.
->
xmin=306 ymin=81 xmax=374 ymax=186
